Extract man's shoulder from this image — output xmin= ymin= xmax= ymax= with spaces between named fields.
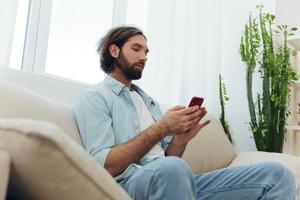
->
xmin=76 ymin=82 xmax=114 ymax=105
xmin=85 ymin=81 xmax=112 ymax=96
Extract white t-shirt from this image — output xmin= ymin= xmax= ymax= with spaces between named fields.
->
xmin=129 ymin=90 xmax=165 ymax=159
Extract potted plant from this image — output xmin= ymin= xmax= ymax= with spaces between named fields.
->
xmin=239 ymin=5 xmax=298 ymax=152
xmin=219 ymin=74 xmax=234 ymax=144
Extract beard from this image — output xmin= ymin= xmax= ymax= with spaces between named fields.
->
xmin=115 ymin=51 xmax=143 ymax=80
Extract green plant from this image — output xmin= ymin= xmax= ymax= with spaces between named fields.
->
xmin=239 ymin=5 xmax=298 ymax=152
xmin=219 ymin=74 xmax=234 ymax=144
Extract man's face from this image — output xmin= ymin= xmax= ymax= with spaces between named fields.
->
xmin=115 ymin=34 xmax=149 ymax=80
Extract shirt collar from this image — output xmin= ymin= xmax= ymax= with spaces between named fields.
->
xmin=103 ymin=75 xmax=156 ymax=106
xmin=103 ymin=75 xmax=126 ymax=95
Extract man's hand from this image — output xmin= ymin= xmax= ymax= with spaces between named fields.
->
xmin=165 ymin=106 xmax=210 ymax=157
xmin=157 ymin=105 xmax=203 ymax=137
xmin=172 ymin=107 xmax=210 ymax=146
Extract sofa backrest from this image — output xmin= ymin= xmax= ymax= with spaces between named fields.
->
xmin=0 ymin=80 xmax=82 ymax=145
xmin=0 ymin=80 xmax=237 ymax=173
xmin=182 ymin=114 xmax=237 ymax=173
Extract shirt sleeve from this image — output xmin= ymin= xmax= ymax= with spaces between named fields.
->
xmin=161 ymin=136 xmax=173 ymax=151
xmin=73 ymin=91 xmax=115 ymax=167
xmin=154 ymin=100 xmax=173 ymax=151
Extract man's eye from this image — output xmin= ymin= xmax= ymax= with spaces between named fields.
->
xmin=132 ymin=48 xmax=139 ymax=51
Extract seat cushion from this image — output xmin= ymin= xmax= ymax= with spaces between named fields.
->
xmin=0 ymin=118 xmax=131 ymax=200
xmin=182 ymin=114 xmax=236 ymax=173
xmin=0 ymin=80 xmax=82 ymax=144
xmin=0 ymin=150 xmax=10 ymax=200
xmin=229 ymin=151 xmax=300 ymax=182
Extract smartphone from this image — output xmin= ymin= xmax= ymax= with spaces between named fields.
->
xmin=188 ymin=96 xmax=204 ymax=108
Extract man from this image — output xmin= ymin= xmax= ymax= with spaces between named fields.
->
xmin=74 ymin=26 xmax=296 ymax=200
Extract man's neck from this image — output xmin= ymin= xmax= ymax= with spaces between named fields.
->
xmin=110 ymin=68 xmax=132 ymax=89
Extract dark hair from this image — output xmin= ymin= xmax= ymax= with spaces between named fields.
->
xmin=97 ymin=26 xmax=146 ymax=74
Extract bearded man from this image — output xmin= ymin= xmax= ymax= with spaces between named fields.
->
xmin=74 ymin=26 xmax=296 ymax=200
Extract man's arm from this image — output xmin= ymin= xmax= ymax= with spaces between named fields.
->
xmin=165 ymin=136 xmax=187 ymax=157
xmin=104 ymin=123 xmax=164 ymax=176
xmin=105 ymin=105 xmax=202 ymax=177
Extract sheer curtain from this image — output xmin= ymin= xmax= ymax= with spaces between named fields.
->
xmin=139 ymin=0 xmax=221 ymax=115
xmin=136 ymin=0 xmax=275 ymax=152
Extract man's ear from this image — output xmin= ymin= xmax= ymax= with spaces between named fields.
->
xmin=109 ymin=44 xmax=120 ymax=58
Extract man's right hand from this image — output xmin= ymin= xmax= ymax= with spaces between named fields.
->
xmin=156 ymin=105 xmax=202 ymax=137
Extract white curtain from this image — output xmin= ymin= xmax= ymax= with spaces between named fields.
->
xmin=139 ymin=0 xmax=221 ymax=115
xmin=136 ymin=0 xmax=275 ymax=152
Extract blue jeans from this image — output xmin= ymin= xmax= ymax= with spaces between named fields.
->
xmin=119 ymin=156 xmax=296 ymax=200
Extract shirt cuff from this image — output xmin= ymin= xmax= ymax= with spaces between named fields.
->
xmin=92 ymin=147 xmax=111 ymax=167
xmin=161 ymin=136 xmax=173 ymax=151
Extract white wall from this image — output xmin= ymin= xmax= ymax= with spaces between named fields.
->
xmin=276 ymin=0 xmax=300 ymax=29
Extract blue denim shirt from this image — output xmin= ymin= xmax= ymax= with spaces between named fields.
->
xmin=73 ymin=75 xmax=171 ymax=181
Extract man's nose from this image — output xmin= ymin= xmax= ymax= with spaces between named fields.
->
xmin=139 ymin=53 xmax=147 ymax=62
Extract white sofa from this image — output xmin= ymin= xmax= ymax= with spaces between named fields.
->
xmin=0 ymin=80 xmax=300 ymax=200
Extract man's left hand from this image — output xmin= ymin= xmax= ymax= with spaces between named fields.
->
xmin=171 ymin=107 xmax=210 ymax=147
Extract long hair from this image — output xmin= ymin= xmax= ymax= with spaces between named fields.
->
xmin=97 ymin=26 xmax=146 ymax=73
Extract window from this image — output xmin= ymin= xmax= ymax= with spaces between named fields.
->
xmin=45 ymin=0 xmax=114 ymax=83
xmin=9 ymin=0 xmax=30 ymax=70
xmin=9 ymin=0 xmax=149 ymax=84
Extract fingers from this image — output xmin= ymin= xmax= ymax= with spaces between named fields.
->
xmin=169 ymin=105 xmax=185 ymax=111
xmin=176 ymin=105 xmax=199 ymax=116
xmin=199 ymin=107 xmax=207 ymax=119
xmin=177 ymin=107 xmax=207 ymax=131
xmin=184 ymin=106 xmax=206 ymax=121
xmin=164 ymin=105 xmax=209 ymax=135
xmin=182 ymin=119 xmax=198 ymax=132
xmin=186 ymin=111 xmax=210 ymax=131
xmin=186 ymin=108 xmax=201 ymax=121
xmin=182 ymin=111 xmax=205 ymax=131
xmin=198 ymin=119 xmax=211 ymax=128
xmin=187 ymin=114 xmax=201 ymax=126
xmin=190 ymin=119 xmax=211 ymax=133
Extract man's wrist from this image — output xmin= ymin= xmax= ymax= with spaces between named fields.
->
xmin=172 ymin=135 xmax=188 ymax=147
xmin=144 ymin=124 xmax=165 ymax=147
xmin=152 ymin=123 xmax=167 ymax=139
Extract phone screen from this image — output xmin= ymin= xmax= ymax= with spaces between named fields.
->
xmin=188 ymin=97 xmax=204 ymax=107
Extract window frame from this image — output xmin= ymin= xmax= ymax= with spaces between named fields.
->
xmin=20 ymin=0 xmax=128 ymax=78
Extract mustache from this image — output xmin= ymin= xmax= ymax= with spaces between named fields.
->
xmin=134 ymin=61 xmax=145 ymax=67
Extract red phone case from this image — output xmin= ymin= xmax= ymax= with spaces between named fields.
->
xmin=188 ymin=97 xmax=204 ymax=107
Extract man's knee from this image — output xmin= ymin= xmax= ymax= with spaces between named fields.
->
xmin=154 ymin=156 xmax=194 ymax=182
xmin=271 ymin=162 xmax=296 ymax=188
xmin=259 ymin=162 xmax=293 ymax=178
xmin=127 ymin=157 xmax=196 ymax=199
xmin=257 ymin=162 xmax=296 ymax=189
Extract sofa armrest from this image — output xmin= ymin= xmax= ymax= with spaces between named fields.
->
xmin=0 ymin=150 xmax=10 ymax=200
xmin=0 ymin=118 xmax=131 ymax=200
xmin=228 ymin=151 xmax=300 ymax=199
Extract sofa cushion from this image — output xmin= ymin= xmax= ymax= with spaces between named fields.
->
xmin=0 ymin=150 xmax=10 ymax=200
xmin=0 ymin=118 xmax=131 ymax=200
xmin=0 ymin=80 xmax=82 ymax=145
xmin=229 ymin=151 xmax=300 ymax=182
xmin=182 ymin=114 xmax=236 ymax=173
